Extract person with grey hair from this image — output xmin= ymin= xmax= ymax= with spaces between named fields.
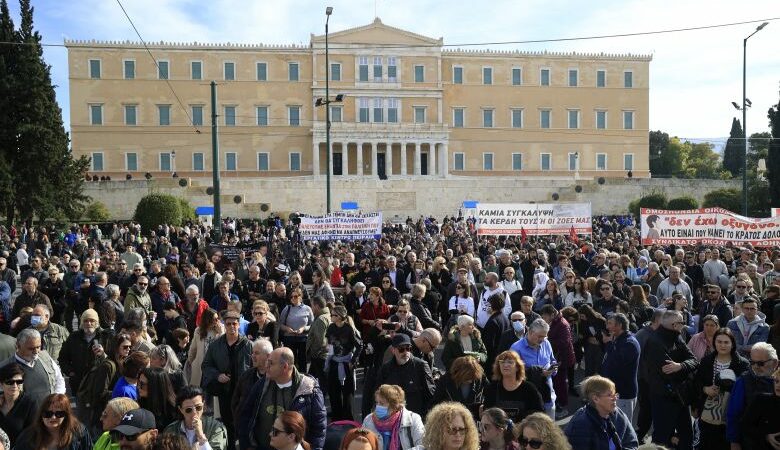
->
xmin=232 ymin=338 xmax=273 ymax=422
xmin=12 ymin=277 xmax=53 ymax=320
xmin=511 ymin=318 xmax=558 ymax=419
xmin=476 ymin=272 xmax=506 ymax=329
xmin=0 ymin=328 xmax=66 ymax=407
xmin=103 ymin=283 xmax=125 ymax=329
xmin=644 ymin=262 xmax=664 ymax=296
xmin=726 ymin=341 xmax=779 ymax=449
xmin=641 ymin=309 xmax=699 ymax=449
xmin=442 ymin=314 xmax=487 ymax=371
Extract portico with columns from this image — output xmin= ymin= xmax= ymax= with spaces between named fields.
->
xmin=311 ymin=123 xmax=449 ymax=178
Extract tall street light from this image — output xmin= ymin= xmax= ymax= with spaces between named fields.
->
xmin=742 ymin=21 xmax=768 ymax=216
xmin=325 ymin=6 xmax=333 ymax=213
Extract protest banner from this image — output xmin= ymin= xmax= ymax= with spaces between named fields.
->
xmin=640 ymin=207 xmax=780 ymax=247
xmin=476 ymin=203 xmax=592 ymax=236
xmin=208 ymin=242 xmax=264 ymax=261
xmin=299 ymin=212 xmax=383 ymax=241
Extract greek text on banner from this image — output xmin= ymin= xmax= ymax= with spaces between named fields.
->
xmin=640 ymin=207 xmax=780 ymax=247
xmin=476 ymin=203 xmax=592 ymax=236
xmin=299 ymin=213 xmax=383 ymax=241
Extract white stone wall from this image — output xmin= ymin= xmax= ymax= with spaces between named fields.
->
xmin=84 ymin=176 xmax=741 ymax=219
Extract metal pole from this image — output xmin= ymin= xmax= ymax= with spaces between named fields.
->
xmin=325 ymin=13 xmax=332 ymax=214
xmin=211 ymin=81 xmax=222 ymax=239
xmin=743 ymin=37 xmax=748 ymax=216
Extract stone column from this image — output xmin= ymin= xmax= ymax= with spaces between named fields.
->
xmin=429 ymin=143 xmax=437 ymax=176
xmin=414 ymin=142 xmax=422 ymax=176
xmin=371 ymin=142 xmax=378 ymax=177
xmin=312 ymin=141 xmax=320 ymax=177
xmin=386 ymin=142 xmax=393 ymax=176
xmin=356 ymin=142 xmax=364 ymax=176
xmin=400 ymin=142 xmax=407 ymax=176
xmin=342 ymin=142 xmax=349 ymax=176
xmin=440 ymin=142 xmax=449 ymax=177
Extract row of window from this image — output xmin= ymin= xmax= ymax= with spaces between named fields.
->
xmin=90 ymin=151 xmax=300 ymax=172
xmin=87 ymin=58 xmax=635 ymax=88
xmin=88 ymin=101 xmax=635 ymax=130
xmin=89 ymin=150 xmax=634 ymax=173
xmin=453 ymin=108 xmax=635 ymax=130
xmin=89 ymin=59 xmax=297 ymax=82
xmin=457 ymin=152 xmax=635 ymax=171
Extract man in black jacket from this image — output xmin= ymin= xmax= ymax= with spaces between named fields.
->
xmin=201 ymin=311 xmax=252 ymax=450
xmin=698 ymin=284 xmax=733 ymax=332
xmin=368 ymin=334 xmax=435 ymax=418
xmin=641 ymin=310 xmax=699 ymax=450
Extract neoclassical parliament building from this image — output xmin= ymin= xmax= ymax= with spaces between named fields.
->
xmin=67 ymin=18 xmax=651 ymax=181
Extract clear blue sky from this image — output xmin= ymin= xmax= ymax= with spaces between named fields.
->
xmin=9 ymin=0 xmax=780 ymax=142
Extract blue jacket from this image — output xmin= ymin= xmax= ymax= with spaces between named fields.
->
xmin=565 ymin=404 xmax=638 ymax=450
xmin=238 ymin=370 xmax=326 ymax=450
xmin=600 ymin=332 xmax=640 ymax=399
xmin=726 ymin=372 xmax=775 ymax=443
xmin=727 ymin=315 xmax=770 ymax=355
xmin=0 ymin=281 xmax=10 ymax=322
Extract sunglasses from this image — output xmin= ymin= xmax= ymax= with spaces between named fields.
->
xmin=43 ymin=410 xmax=66 ymax=419
xmin=253 ymin=311 xmax=266 ymax=316
xmin=111 ymin=431 xmax=141 ymax=442
xmin=271 ymin=427 xmax=288 ymax=437
xmin=3 ymin=379 xmax=23 ymax=386
xmin=447 ymin=427 xmax=467 ymax=436
xmin=520 ymin=437 xmax=544 ymax=449
xmin=396 ymin=345 xmax=412 ymax=353
xmin=183 ymin=404 xmax=204 ymax=414
xmin=751 ymin=359 xmax=771 ymax=367
xmin=137 ymin=282 xmax=148 ymax=286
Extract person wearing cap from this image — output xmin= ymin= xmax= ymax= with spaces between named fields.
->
xmin=111 ymin=407 xmax=159 ymax=450
xmin=693 ymin=328 xmax=749 ymax=450
xmin=201 ymin=310 xmax=252 ymax=450
xmin=163 ymin=386 xmax=228 ymax=450
xmin=369 ymin=333 xmax=435 ymax=418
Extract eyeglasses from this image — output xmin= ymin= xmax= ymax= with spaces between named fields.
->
xmin=751 ymin=359 xmax=771 ymax=367
xmin=119 ymin=262 xmax=127 ymax=266
xmin=598 ymin=392 xmax=619 ymax=399
xmin=396 ymin=345 xmax=412 ymax=353
xmin=736 ymin=285 xmax=747 ymax=289
xmin=120 ymin=344 xmax=132 ymax=350
xmin=382 ymin=280 xmax=391 ymax=284
xmin=397 ymin=310 xmax=409 ymax=314
xmin=183 ymin=404 xmax=204 ymax=414
xmin=519 ymin=437 xmax=544 ymax=449
xmin=3 ymin=379 xmax=23 ymax=386
xmin=42 ymin=410 xmax=66 ymax=419
xmin=253 ymin=311 xmax=266 ymax=316
xmin=707 ymin=291 xmax=719 ymax=295
xmin=137 ymin=282 xmax=148 ymax=286
xmin=111 ymin=431 xmax=142 ymax=442
xmin=271 ymin=427 xmax=288 ymax=437
xmin=447 ymin=427 xmax=467 ymax=436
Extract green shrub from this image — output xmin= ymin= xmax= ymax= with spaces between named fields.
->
xmin=702 ymin=188 xmax=742 ymax=213
xmin=133 ymin=193 xmax=183 ymax=232
xmin=666 ymin=196 xmax=699 ymax=211
xmin=83 ymin=201 xmax=111 ymax=221
xmin=628 ymin=192 xmax=668 ymax=216
xmin=178 ymin=198 xmax=196 ymax=223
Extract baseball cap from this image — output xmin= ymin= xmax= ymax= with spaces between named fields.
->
xmin=222 ymin=310 xmax=241 ymax=321
xmin=113 ymin=408 xmax=156 ymax=435
xmin=391 ymin=334 xmax=411 ymax=348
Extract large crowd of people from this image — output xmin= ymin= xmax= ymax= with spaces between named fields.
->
xmin=0 ymin=214 xmax=777 ymax=450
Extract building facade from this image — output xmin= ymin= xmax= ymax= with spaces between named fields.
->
xmin=67 ymin=18 xmax=651 ymax=180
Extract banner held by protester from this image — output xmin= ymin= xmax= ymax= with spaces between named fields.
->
xmin=476 ymin=203 xmax=592 ymax=236
xmin=640 ymin=207 xmax=780 ymax=247
xmin=299 ymin=212 xmax=383 ymax=241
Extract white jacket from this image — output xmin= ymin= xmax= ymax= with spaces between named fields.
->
xmin=362 ymin=408 xmax=425 ymax=450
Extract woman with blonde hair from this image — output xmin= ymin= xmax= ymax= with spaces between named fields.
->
xmin=515 ymin=412 xmax=571 ymax=450
xmin=419 ymin=402 xmax=480 ymax=450
xmin=361 ymin=384 xmax=424 ymax=450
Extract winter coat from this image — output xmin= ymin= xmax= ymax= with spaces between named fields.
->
xmin=547 ymin=313 xmax=576 ymax=369
xmin=441 ymin=326 xmax=488 ymax=371
xmin=163 ymin=416 xmax=228 ymax=450
xmin=200 ymin=334 xmax=252 ymax=398
xmin=565 ymin=404 xmax=638 ymax=450
xmin=600 ymin=332 xmax=641 ymax=399
xmin=727 ymin=314 xmax=770 ymax=355
xmin=362 ymin=408 xmax=425 ymax=450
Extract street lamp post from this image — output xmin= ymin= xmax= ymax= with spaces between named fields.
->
xmin=325 ymin=6 xmax=333 ymax=214
xmin=742 ymin=21 xmax=768 ymax=216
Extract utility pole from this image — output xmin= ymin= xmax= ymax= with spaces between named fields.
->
xmin=211 ymin=81 xmax=222 ymax=239
xmin=325 ymin=6 xmax=332 ymax=213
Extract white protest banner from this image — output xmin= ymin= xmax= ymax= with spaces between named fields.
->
xmin=299 ymin=212 xmax=383 ymax=241
xmin=476 ymin=203 xmax=592 ymax=236
xmin=640 ymin=207 xmax=780 ymax=247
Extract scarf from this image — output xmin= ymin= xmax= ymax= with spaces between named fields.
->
xmin=372 ymin=409 xmax=403 ymax=450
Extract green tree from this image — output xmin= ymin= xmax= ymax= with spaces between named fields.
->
xmin=0 ymin=0 xmax=90 ymax=227
xmin=702 ymin=188 xmax=741 ymax=213
xmin=649 ymin=130 xmax=671 ymax=176
xmin=749 ymin=131 xmax=771 ymax=166
xmin=667 ymin=196 xmax=699 ymax=210
xmin=680 ymin=141 xmax=730 ymax=179
xmin=768 ymin=100 xmax=780 ymax=208
xmin=722 ymin=118 xmax=744 ymax=178
xmin=657 ymin=135 xmax=685 ymax=177
xmin=133 ymin=193 xmax=183 ymax=233
xmin=628 ymin=191 xmax=667 ymax=216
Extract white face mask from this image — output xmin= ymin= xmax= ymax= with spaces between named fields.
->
xmin=512 ymin=321 xmax=525 ymax=334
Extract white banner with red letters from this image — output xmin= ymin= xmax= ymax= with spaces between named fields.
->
xmin=299 ymin=212 xmax=382 ymax=241
xmin=641 ymin=207 xmax=780 ymax=247
xmin=476 ymin=203 xmax=592 ymax=236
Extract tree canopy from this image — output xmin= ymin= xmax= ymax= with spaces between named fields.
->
xmin=0 ymin=0 xmax=90 ymax=227
xmin=648 ymin=131 xmax=730 ymax=180
xmin=722 ymin=118 xmax=745 ymax=178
